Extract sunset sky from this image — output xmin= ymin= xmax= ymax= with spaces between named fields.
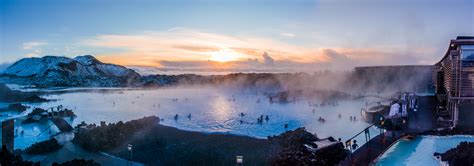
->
xmin=1 ymin=0 xmax=473 ymax=72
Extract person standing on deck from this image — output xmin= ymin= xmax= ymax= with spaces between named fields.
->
xmin=401 ymin=100 xmax=408 ymax=117
xmin=408 ymin=93 xmax=415 ymax=110
xmin=389 ymin=101 xmax=401 ymax=118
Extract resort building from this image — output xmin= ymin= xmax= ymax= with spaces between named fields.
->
xmin=434 ymin=36 xmax=474 ymax=127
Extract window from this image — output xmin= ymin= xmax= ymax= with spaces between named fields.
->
xmin=461 ymin=45 xmax=474 ymax=60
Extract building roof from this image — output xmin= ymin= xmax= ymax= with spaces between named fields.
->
xmin=436 ymin=36 xmax=474 ymax=66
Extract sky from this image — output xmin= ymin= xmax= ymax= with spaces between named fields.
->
xmin=1 ymin=0 xmax=473 ymax=72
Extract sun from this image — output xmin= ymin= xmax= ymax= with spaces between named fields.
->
xmin=209 ymin=49 xmax=242 ymax=62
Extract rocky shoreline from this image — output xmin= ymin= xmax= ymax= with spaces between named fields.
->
xmin=72 ymin=116 xmax=348 ymax=165
xmin=422 ymin=127 xmax=474 ymax=166
xmin=421 ymin=127 xmax=474 ymax=136
xmin=434 ymin=141 xmax=474 ymax=166
xmin=0 ymin=83 xmax=48 ymax=103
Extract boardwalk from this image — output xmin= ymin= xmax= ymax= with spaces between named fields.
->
xmin=340 ymin=96 xmax=437 ymax=166
xmin=52 ymin=117 xmax=73 ymax=132
xmin=340 ymin=131 xmax=404 ymax=166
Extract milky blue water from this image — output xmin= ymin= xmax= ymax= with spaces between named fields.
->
xmin=1 ymin=86 xmax=382 ymax=150
xmin=376 ymin=135 xmax=474 ymax=166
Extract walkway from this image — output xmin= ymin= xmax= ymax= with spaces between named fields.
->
xmin=339 ymin=131 xmax=404 ymax=166
xmin=339 ymin=96 xmax=438 ymax=166
xmin=51 ymin=117 xmax=73 ymax=132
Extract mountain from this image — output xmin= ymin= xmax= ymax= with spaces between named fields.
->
xmin=3 ymin=55 xmax=139 ymax=78
xmin=0 ymin=55 xmax=140 ymax=87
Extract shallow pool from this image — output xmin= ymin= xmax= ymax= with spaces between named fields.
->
xmin=376 ymin=135 xmax=474 ymax=166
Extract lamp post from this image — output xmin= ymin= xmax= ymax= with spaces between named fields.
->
xmin=127 ymin=144 xmax=133 ymax=166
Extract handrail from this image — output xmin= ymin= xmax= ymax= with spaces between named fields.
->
xmin=345 ymin=123 xmax=376 ymax=142
xmin=343 ymin=121 xmax=384 ymax=152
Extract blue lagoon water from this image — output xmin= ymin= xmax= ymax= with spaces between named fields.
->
xmin=1 ymin=86 xmax=382 ymax=150
xmin=376 ymin=135 xmax=474 ymax=166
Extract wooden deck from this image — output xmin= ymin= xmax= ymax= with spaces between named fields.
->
xmin=339 ymin=96 xmax=438 ymax=166
xmin=52 ymin=117 xmax=73 ymax=132
xmin=339 ymin=131 xmax=404 ymax=166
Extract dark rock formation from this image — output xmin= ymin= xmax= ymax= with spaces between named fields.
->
xmin=0 ymin=103 xmax=29 ymax=112
xmin=25 ymin=138 xmax=63 ymax=154
xmin=0 ymin=145 xmax=39 ymax=166
xmin=269 ymin=128 xmax=349 ymax=166
xmin=422 ymin=127 xmax=474 ymax=136
xmin=73 ymin=116 xmax=160 ymax=152
xmin=52 ymin=158 xmax=100 ymax=166
xmin=73 ymin=118 xmax=348 ymax=166
xmin=0 ymin=83 xmax=47 ymax=103
xmin=434 ymin=141 xmax=474 ymax=166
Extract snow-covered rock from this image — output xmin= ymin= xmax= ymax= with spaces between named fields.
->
xmin=2 ymin=55 xmax=139 ymax=78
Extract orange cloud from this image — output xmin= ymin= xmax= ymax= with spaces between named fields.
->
xmin=86 ymin=28 xmax=437 ymax=71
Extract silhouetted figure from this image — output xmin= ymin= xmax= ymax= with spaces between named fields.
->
xmin=187 ymin=113 xmax=191 ymax=119
xmin=240 ymin=120 xmax=243 ymax=124
xmin=240 ymin=113 xmax=245 ymax=117
xmin=265 ymin=115 xmax=269 ymax=121
xmin=338 ymin=114 xmax=342 ymax=118
xmin=338 ymin=138 xmax=342 ymax=142
xmin=352 ymin=140 xmax=359 ymax=150
xmin=284 ymin=124 xmax=288 ymax=129
xmin=174 ymin=114 xmax=179 ymax=121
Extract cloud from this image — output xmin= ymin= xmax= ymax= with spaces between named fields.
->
xmin=25 ymin=49 xmax=43 ymax=57
xmin=280 ymin=32 xmax=296 ymax=38
xmin=262 ymin=52 xmax=274 ymax=66
xmin=83 ymin=28 xmax=438 ymax=72
xmin=22 ymin=41 xmax=47 ymax=50
xmin=85 ymin=28 xmax=325 ymax=66
xmin=21 ymin=41 xmax=47 ymax=57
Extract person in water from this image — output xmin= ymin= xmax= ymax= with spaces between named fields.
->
xmin=174 ymin=114 xmax=179 ymax=121
xmin=284 ymin=124 xmax=288 ymax=129
xmin=265 ymin=115 xmax=269 ymax=121
xmin=187 ymin=113 xmax=191 ymax=119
